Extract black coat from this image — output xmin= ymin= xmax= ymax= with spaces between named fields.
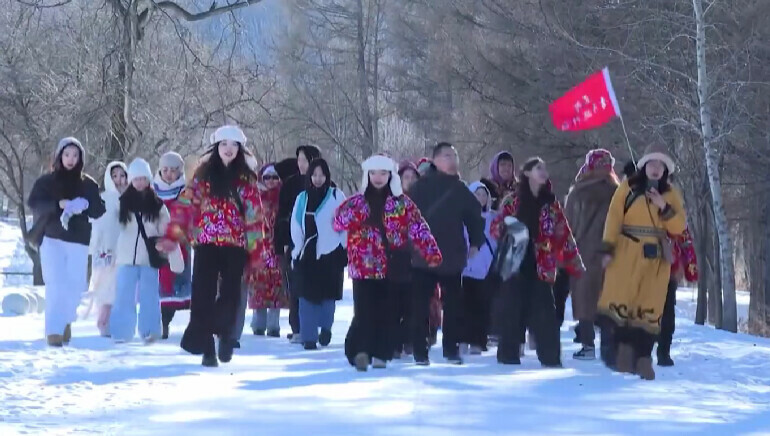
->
xmin=27 ymin=173 xmax=106 ymax=246
xmin=274 ymin=173 xmax=303 ymax=255
xmin=408 ymin=171 xmax=485 ymax=275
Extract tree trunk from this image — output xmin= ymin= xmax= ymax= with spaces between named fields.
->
xmin=693 ymin=0 xmax=737 ymax=332
xmin=355 ymin=0 xmax=375 ymax=157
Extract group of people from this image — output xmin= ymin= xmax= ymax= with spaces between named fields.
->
xmin=28 ymin=124 xmax=697 ymax=381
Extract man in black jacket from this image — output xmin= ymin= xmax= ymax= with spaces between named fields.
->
xmin=274 ymin=145 xmax=321 ymax=341
xmin=408 ymin=142 xmax=485 ymax=365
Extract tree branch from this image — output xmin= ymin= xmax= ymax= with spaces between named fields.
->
xmin=153 ymin=0 xmax=265 ymax=22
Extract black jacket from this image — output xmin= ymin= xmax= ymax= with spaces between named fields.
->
xmin=409 ymin=171 xmax=484 ymax=275
xmin=27 ymin=173 xmax=106 ymax=246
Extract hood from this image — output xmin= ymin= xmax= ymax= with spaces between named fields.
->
xmin=489 ymin=151 xmax=515 ymax=185
xmin=275 ymin=158 xmax=299 ymax=180
xmin=103 ymin=161 xmax=127 ymax=193
xmin=468 ymin=181 xmax=492 ymax=211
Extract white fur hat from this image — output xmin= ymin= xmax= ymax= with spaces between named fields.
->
xmin=210 ymin=125 xmax=247 ymax=146
xmin=127 ymin=158 xmax=153 ymax=184
xmin=361 ymin=154 xmax=403 ymax=197
xmin=636 ymin=143 xmax=676 ymax=173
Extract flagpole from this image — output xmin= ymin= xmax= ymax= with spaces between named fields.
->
xmin=618 ymin=116 xmax=636 ymax=166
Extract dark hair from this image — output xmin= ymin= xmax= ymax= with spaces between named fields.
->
xmin=53 ymin=145 xmax=84 ymax=199
xmin=623 ymin=160 xmax=637 ymax=179
xmin=119 ymin=184 xmax=164 ymax=225
xmin=306 ymin=158 xmax=332 ymax=191
xmin=296 ymin=145 xmax=321 ymax=161
xmin=399 ymin=167 xmax=419 ymax=180
xmin=628 ymin=163 xmax=670 ymax=193
xmin=196 ymin=143 xmax=257 ymax=200
xmin=497 ymin=152 xmax=514 ymax=164
xmin=432 ymin=142 xmax=455 ymax=158
xmin=516 ymin=157 xmax=555 ymax=204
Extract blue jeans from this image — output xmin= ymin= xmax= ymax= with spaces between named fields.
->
xmin=299 ymin=298 xmax=335 ymax=343
xmin=110 ymin=265 xmax=161 ymax=341
xmin=253 ymin=308 xmax=281 ymax=331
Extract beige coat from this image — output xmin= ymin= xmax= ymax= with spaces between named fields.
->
xmin=115 ymin=206 xmax=183 ymax=273
xmin=564 ymin=174 xmax=618 ymax=321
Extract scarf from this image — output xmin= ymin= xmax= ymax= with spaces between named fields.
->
xmin=153 ymin=173 xmax=187 ymax=201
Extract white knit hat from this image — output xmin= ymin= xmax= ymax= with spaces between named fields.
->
xmin=159 ymin=151 xmax=185 ymax=170
xmin=262 ymin=165 xmax=278 ymax=177
xmin=210 ymin=125 xmax=247 ymax=146
xmin=361 ymin=154 xmax=403 ymax=196
xmin=127 ymin=158 xmax=153 ymax=184
xmin=55 ymin=137 xmax=86 ymax=164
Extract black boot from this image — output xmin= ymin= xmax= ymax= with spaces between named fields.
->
xmin=202 ymin=353 xmax=218 ymax=367
xmin=253 ymin=328 xmax=266 ymax=336
xmin=218 ymin=338 xmax=235 ymax=363
xmin=266 ymin=329 xmax=280 ymax=338
xmin=304 ymin=341 xmax=318 ymax=350
xmin=657 ymin=344 xmax=674 ymax=367
xmin=162 ymin=324 xmax=170 ymax=340
xmin=319 ymin=329 xmax=332 ymax=347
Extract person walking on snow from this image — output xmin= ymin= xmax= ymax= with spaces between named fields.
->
xmin=491 ymin=157 xmax=584 ymax=367
xmin=408 ymin=142 xmax=485 ymax=366
xmin=597 ymin=144 xmax=687 ymax=380
xmin=110 ymin=158 xmax=184 ymax=344
xmin=153 ymin=151 xmax=192 ymax=340
xmin=275 ymin=145 xmax=322 ymax=343
xmin=28 ymin=137 xmax=106 ymax=347
xmin=461 ymin=181 xmax=499 ymax=355
xmin=245 ymin=164 xmax=287 ymax=337
xmin=161 ymin=125 xmax=263 ymax=367
xmin=89 ymin=161 xmax=128 ymax=337
xmin=289 ymin=159 xmax=347 ymax=350
xmin=489 ymin=151 xmax=518 ymax=210
xmin=564 ymin=149 xmax=619 ymax=360
xmin=335 ymin=154 xmax=442 ymax=371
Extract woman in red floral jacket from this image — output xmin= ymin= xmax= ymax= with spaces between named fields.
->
xmin=334 ymin=154 xmax=442 ymax=372
xmin=657 ymin=227 xmax=698 ymax=367
xmin=491 ymin=157 xmax=584 ymax=367
xmin=162 ymin=125 xmax=263 ymax=368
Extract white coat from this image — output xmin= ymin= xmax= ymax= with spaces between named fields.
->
xmin=115 ymin=205 xmax=184 ymax=273
xmin=290 ymin=187 xmax=347 ymax=263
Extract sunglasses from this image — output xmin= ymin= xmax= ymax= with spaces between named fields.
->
xmin=263 ymin=175 xmax=279 ymax=181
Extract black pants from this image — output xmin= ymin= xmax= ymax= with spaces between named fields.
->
xmin=553 ymin=269 xmax=570 ymax=327
xmin=281 ymin=254 xmax=300 ymax=335
xmin=577 ymin=319 xmax=596 ymax=346
xmin=412 ymin=270 xmax=462 ymax=360
xmin=463 ymin=277 xmax=490 ymax=348
xmin=392 ymin=281 xmax=411 ymax=353
xmin=345 ymin=279 xmax=396 ymax=364
xmin=181 ymin=244 xmax=247 ymax=356
xmin=497 ymin=275 xmax=561 ymax=366
xmin=488 ymin=279 xmax=504 ymax=338
xmin=597 ymin=316 xmax=617 ymax=368
xmin=162 ymin=306 xmax=176 ymax=329
xmin=657 ymin=279 xmax=677 ymax=354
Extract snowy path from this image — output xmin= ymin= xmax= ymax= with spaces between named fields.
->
xmin=1 ymin=285 xmax=770 ymax=436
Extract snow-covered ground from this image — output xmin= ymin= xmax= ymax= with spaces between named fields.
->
xmin=1 ymin=223 xmax=770 ymax=435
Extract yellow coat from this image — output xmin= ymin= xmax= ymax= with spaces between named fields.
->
xmin=597 ymin=180 xmax=686 ymax=333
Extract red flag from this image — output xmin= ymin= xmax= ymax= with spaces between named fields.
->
xmin=549 ymin=67 xmax=621 ymax=132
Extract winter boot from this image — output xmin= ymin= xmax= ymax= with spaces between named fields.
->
xmin=469 ymin=345 xmax=483 ymax=355
xmin=304 ymin=341 xmax=318 ymax=350
xmin=63 ymin=324 xmax=72 ymax=345
xmin=573 ymin=346 xmax=596 ymax=361
xmin=162 ymin=324 xmax=170 ymax=340
xmin=202 ymin=353 xmax=218 ymax=368
xmin=218 ymin=338 xmax=235 ymax=363
xmin=354 ymin=352 xmax=369 ymax=372
xmin=253 ymin=328 xmax=266 ymax=336
xmin=266 ymin=329 xmax=280 ymax=338
xmin=372 ymin=358 xmax=387 ymax=369
xmin=635 ymin=357 xmax=656 ymax=380
xmin=319 ymin=329 xmax=332 ymax=347
xmin=414 ymin=357 xmax=431 ymax=366
xmin=615 ymin=343 xmax=636 ymax=374
xmin=47 ymin=334 xmax=64 ymax=347
xmin=657 ymin=344 xmax=674 ymax=367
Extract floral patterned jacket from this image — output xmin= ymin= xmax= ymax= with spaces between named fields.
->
xmin=166 ymin=174 xmax=263 ymax=253
xmin=491 ymin=193 xmax=584 ymax=283
xmin=670 ymin=227 xmax=698 ymax=283
xmin=333 ymin=193 xmax=442 ymax=280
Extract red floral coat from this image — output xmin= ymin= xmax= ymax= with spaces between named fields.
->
xmin=491 ymin=194 xmax=584 ymax=283
xmin=246 ymin=183 xmax=287 ymax=309
xmin=166 ymin=174 xmax=263 ymax=254
xmin=333 ymin=193 xmax=442 ymax=280
xmin=670 ymin=227 xmax=698 ymax=283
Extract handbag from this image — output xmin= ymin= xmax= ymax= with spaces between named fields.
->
xmin=26 ymin=213 xmax=52 ymax=252
xmin=134 ymin=212 xmax=169 ymax=269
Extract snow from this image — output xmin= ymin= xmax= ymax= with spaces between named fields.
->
xmin=1 ymin=224 xmax=770 ymax=435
